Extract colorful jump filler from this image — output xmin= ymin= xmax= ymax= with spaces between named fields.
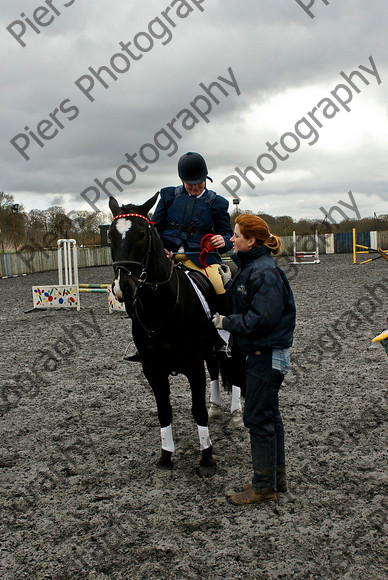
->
xmin=32 ymin=285 xmax=79 ymax=308
xmin=31 ymin=239 xmax=125 ymax=312
xmin=32 ymin=239 xmax=80 ymax=310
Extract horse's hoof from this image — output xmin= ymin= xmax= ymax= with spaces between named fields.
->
xmin=157 ymin=449 xmax=173 ymax=470
xmin=198 ymin=462 xmax=217 ymax=478
xmin=208 ymin=403 xmax=222 ymax=420
xmin=229 ymin=409 xmax=244 ymax=429
xmin=199 ymin=445 xmax=217 ymax=477
xmin=157 ymin=461 xmax=173 ymax=471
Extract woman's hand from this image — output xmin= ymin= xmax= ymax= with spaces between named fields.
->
xmin=212 ymin=313 xmax=225 ymax=329
xmin=218 ymin=264 xmax=232 ymax=285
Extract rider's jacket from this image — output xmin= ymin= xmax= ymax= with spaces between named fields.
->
xmin=152 ymin=185 xmax=233 ymax=267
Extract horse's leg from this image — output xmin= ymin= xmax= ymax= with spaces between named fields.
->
xmin=143 ymin=366 xmax=174 ymax=469
xmin=206 ymin=354 xmax=223 ymax=418
xmin=227 ymin=352 xmax=244 ymax=428
xmin=210 ymin=353 xmax=244 ymax=427
xmin=206 ymin=355 xmax=242 ymax=424
xmin=206 ymin=353 xmax=219 ymax=382
xmin=188 ymin=363 xmax=217 ymax=477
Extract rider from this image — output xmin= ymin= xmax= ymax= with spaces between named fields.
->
xmin=153 ymin=151 xmax=233 ymax=290
xmin=125 ymin=151 xmax=232 ymax=343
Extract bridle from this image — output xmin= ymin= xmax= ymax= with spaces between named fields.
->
xmin=111 ymin=211 xmax=180 ymax=337
xmin=112 ymin=213 xmax=173 ymax=289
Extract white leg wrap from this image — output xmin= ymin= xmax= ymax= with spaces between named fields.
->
xmin=230 ymin=385 xmax=242 ymax=414
xmin=197 ymin=425 xmax=212 ymax=451
xmin=210 ymin=379 xmax=222 ymax=406
xmin=160 ymin=425 xmax=175 ymax=453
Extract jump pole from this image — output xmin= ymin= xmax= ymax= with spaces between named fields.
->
xmin=77 ymin=282 xmax=125 ymax=311
xmin=79 ymin=283 xmax=110 ymax=294
xmin=352 ymin=228 xmax=388 ymax=264
xmin=290 ymin=230 xmax=320 ymax=264
xmin=79 ymin=282 xmax=125 ymax=311
xmin=79 ymin=283 xmax=110 ymax=288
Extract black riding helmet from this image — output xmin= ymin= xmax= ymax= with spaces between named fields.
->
xmin=177 ymin=152 xmax=213 ymax=184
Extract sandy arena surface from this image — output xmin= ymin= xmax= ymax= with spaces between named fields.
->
xmin=0 ymin=253 xmax=387 ymax=579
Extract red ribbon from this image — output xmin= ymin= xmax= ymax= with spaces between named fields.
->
xmin=199 ymin=234 xmax=216 ymax=276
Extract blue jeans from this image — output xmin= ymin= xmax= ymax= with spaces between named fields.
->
xmin=243 ymin=349 xmax=289 ymax=492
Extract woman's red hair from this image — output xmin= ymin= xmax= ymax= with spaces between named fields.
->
xmin=235 ymin=214 xmax=281 ymax=255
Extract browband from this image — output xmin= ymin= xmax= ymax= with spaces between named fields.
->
xmin=113 ymin=213 xmax=154 ymax=225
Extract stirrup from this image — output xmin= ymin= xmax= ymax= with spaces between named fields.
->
xmin=123 ymin=350 xmax=141 ymax=362
xmin=214 ymin=343 xmax=232 ymax=358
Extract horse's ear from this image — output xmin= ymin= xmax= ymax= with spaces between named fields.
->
xmin=138 ymin=192 xmax=160 ymax=217
xmin=109 ymin=196 xmax=121 ymax=217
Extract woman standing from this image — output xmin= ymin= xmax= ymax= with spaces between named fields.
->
xmin=213 ymin=214 xmax=296 ymax=505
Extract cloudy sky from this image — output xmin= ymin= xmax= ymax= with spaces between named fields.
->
xmin=1 ymin=0 xmax=387 ymax=221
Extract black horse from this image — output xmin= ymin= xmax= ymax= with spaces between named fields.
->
xmin=109 ymin=193 xmax=223 ymax=476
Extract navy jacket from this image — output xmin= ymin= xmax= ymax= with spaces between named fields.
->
xmin=152 ymin=185 xmax=233 ymax=267
xmin=223 ymin=245 xmax=296 ymax=352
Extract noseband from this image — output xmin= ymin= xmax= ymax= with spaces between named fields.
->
xmin=112 ymin=213 xmax=173 ymax=289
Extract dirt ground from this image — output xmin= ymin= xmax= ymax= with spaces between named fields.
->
xmin=0 ymin=253 xmax=387 ymax=579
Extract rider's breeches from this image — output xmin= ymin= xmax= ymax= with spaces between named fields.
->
xmin=174 ymin=255 xmax=225 ymax=294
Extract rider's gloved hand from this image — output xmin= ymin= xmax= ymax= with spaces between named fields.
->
xmin=218 ymin=264 xmax=232 ymax=286
xmin=212 ymin=313 xmax=225 ymax=329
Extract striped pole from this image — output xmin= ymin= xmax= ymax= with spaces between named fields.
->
xmin=79 ymin=283 xmax=110 ymax=288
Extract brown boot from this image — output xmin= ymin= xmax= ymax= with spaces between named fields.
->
xmin=243 ymin=482 xmax=287 ymax=493
xmin=228 ymin=486 xmax=276 ymax=505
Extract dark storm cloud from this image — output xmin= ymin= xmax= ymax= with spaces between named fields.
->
xmin=0 ymin=0 xmax=387 ymax=217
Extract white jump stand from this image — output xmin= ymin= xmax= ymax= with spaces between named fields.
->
xmin=32 ymin=239 xmax=80 ymax=310
xmin=290 ymin=231 xmax=320 ymax=264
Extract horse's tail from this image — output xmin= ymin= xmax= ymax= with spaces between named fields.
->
xmin=218 ymin=354 xmax=232 ymax=394
xmin=219 ymin=350 xmax=246 ymax=397
xmin=206 ymin=351 xmax=246 ymax=396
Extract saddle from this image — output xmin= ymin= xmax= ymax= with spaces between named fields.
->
xmin=177 ymin=263 xmax=217 ymax=314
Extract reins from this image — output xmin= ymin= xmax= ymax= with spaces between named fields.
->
xmin=133 ymin=267 xmax=180 ymax=338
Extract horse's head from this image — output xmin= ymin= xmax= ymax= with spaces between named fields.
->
xmin=108 ymin=192 xmax=159 ymax=304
